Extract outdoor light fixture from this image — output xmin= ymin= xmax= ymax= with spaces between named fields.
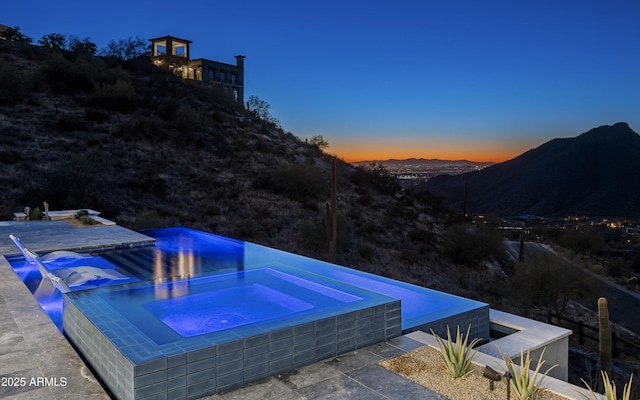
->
xmin=483 ymin=366 xmax=512 ymax=400
xmin=483 ymin=365 xmax=502 ymax=390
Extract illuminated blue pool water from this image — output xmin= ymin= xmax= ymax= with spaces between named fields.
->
xmin=7 ymin=227 xmax=488 ymax=334
xmin=6 ymin=227 xmax=489 ymax=399
xmin=100 ymin=268 xmax=364 ymax=344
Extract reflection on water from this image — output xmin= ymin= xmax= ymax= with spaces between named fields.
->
xmin=153 ymin=248 xmax=193 ymax=300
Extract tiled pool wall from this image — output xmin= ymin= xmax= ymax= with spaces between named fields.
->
xmin=406 ymin=305 xmax=490 ymax=343
xmin=241 ymin=240 xmax=490 ymax=342
xmin=63 ymin=297 xmax=402 ymax=400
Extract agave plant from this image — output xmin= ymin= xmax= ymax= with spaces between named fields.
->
xmin=431 ymin=325 xmax=482 ymax=378
xmin=579 ymin=371 xmax=634 ymax=400
xmin=499 ymin=347 xmax=557 ymax=400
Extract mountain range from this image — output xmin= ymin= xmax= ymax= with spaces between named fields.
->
xmin=422 ymin=122 xmax=640 ymax=217
xmin=351 ymin=158 xmax=494 ymax=168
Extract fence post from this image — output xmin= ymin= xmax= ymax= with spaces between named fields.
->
xmin=578 ymin=321 xmax=584 ymax=345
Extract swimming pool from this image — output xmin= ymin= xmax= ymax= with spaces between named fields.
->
xmin=7 ymin=227 xmax=488 ymax=400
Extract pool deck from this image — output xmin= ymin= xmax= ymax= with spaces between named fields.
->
xmin=0 ymin=221 xmax=446 ymax=399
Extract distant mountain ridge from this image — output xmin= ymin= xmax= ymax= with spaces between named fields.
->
xmin=422 ymin=122 xmax=640 ymax=217
xmin=352 ymin=158 xmax=494 ymax=167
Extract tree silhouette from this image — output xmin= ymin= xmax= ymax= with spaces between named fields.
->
xmin=309 ymin=135 xmax=329 ymax=150
xmin=2 ymin=26 xmax=32 ymax=43
xmin=246 ymin=95 xmax=279 ymax=126
xmin=38 ymin=33 xmax=66 ymax=49
xmin=68 ymin=36 xmax=98 ymax=56
xmin=101 ymin=36 xmax=148 ymax=60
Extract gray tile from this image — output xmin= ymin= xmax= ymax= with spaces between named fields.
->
xmin=281 ymin=360 xmax=342 ymax=390
xmin=346 ymin=363 xmax=445 ymax=399
xmin=322 ymin=349 xmax=383 ymax=373
xmin=295 ymin=374 xmax=387 ymax=400
xmin=244 ymin=334 xmax=268 ymax=348
xmin=205 ymin=377 xmax=301 ymax=400
xmin=387 ymin=335 xmax=424 ymax=352
xmin=367 ymin=341 xmax=411 ymax=358
xmin=187 ymin=346 xmax=216 ymax=363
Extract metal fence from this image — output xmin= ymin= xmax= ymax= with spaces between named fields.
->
xmin=548 ymin=312 xmax=639 ymax=360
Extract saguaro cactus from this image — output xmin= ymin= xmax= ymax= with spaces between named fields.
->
xmin=325 ymin=158 xmax=337 ymax=261
xmin=598 ymin=297 xmax=612 ymax=389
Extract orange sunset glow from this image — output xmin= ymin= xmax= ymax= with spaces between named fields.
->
xmin=331 ymin=138 xmax=533 ymax=164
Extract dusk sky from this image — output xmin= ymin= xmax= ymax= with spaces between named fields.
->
xmin=5 ymin=1 xmax=640 ymax=162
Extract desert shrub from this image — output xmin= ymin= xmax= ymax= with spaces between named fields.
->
xmin=253 ymin=164 xmax=326 ymax=202
xmin=155 ymin=97 xmax=178 ymax=120
xmin=387 ymin=202 xmax=418 ymax=220
xmin=231 ymin=219 xmax=259 ymax=240
xmin=83 ymin=57 xmax=131 ymax=84
xmin=75 ymin=211 xmax=97 ymax=226
xmin=357 ymin=193 xmax=372 ymax=206
xmin=132 ymin=159 xmax=169 ymax=200
xmin=507 ymin=248 xmax=588 ymax=315
xmin=443 ymin=223 xmax=505 ymax=269
xmin=56 ymin=113 xmax=88 ymax=132
xmin=40 ymin=153 xmax=111 ymax=209
xmin=128 ymin=210 xmax=169 ymax=231
xmin=300 ymin=218 xmax=328 ymax=254
xmin=0 ymin=150 xmax=21 ymax=165
xmin=174 ymin=104 xmax=208 ymax=133
xmin=349 ymin=164 xmax=401 ymax=196
xmin=115 ymin=114 xmax=168 ymax=139
xmin=30 ymin=207 xmax=43 ymax=220
xmin=362 ymin=222 xmax=383 ymax=235
xmin=42 ymin=52 xmax=94 ymax=92
xmin=0 ymin=63 xmax=34 ymax=104
xmin=408 ymin=187 xmax=448 ymax=212
xmin=400 ymin=248 xmax=421 ymax=265
xmin=605 ymin=257 xmax=624 ymax=278
xmin=0 ymin=205 xmax=13 ymax=221
xmin=88 ymin=80 xmax=139 ymax=113
xmin=84 ymin=107 xmax=111 ymax=123
xmin=409 ymin=228 xmax=439 ymax=246
xmin=358 ymin=244 xmax=375 ymax=260
xmin=139 ymin=174 xmax=168 ymax=199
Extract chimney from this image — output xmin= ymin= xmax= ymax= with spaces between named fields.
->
xmin=235 ymin=55 xmax=246 ymax=69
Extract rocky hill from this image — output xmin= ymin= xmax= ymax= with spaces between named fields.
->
xmin=0 ymin=39 xmax=459 ymax=294
xmin=422 ymin=122 xmax=640 ymax=217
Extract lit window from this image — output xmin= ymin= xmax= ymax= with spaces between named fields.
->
xmin=155 ymin=44 xmax=166 ymax=55
xmin=233 ymin=89 xmax=238 ymax=102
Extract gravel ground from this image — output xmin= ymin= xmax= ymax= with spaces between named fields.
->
xmin=380 ymin=346 xmax=565 ymax=400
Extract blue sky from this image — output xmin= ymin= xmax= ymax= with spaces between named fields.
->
xmin=5 ymin=0 xmax=640 ymax=162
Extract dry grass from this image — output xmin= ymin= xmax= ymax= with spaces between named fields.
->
xmin=381 ymin=346 xmax=564 ymax=400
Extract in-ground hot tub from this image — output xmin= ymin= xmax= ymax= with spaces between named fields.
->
xmin=63 ymin=267 xmax=401 ymax=399
xmin=97 ymin=268 xmax=364 ymax=344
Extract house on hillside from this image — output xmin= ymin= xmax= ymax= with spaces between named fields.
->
xmin=0 ymin=24 xmax=9 ymax=40
xmin=149 ymin=35 xmax=245 ymax=104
